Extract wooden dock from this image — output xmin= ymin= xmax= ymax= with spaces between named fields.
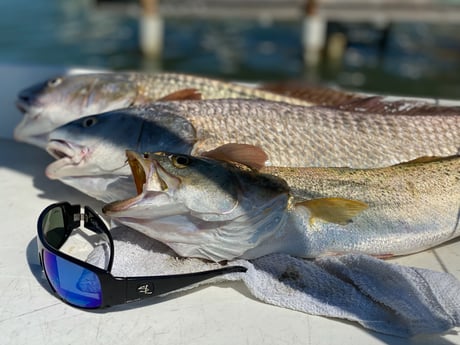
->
xmin=97 ymin=0 xmax=460 ymax=22
xmin=95 ymin=0 xmax=460 ymax=65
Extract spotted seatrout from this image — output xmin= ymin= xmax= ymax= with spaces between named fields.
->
xmin=102 ymin=149 xmax=460 ymax=262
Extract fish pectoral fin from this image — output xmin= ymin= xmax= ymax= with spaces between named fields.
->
xmin=297 ymin=197 xmax=368 ymax=225
xmin=157 ymin=88 xmax=202 ymax=101
xmin=201 ymin=143 xmax=268 ymax=170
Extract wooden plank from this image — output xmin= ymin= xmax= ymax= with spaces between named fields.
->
xmin=96 ymin=0 xmax=460 ymax=22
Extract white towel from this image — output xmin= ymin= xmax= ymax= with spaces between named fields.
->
xmin=87 ymin=226 xmax=460 ymax=338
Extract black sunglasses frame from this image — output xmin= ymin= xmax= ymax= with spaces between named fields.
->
xmin=37 ymin=202 xmax=247 ymax=309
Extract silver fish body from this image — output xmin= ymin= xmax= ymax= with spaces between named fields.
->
xmin=52 ymin=99 xmax=460 ymax=168
xmin=14 ymin=72 xmax=312 ymax=147
xmin=45 ymin=99 xmax=460 ymax=201
xmin=103 ymin=152 xmax=460 ymax=262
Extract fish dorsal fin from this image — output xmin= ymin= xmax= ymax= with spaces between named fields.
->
xmin=158 ymin=88 xmax=202 ymax=101
xmin=258 ymin=81 xmax=360 ymax=106
xmin=393 ymin=156 xmax=446 ymax=166
xmin=339 ymin=96 xmax=460 ymax=116
xmin=201 ymin=144 xmax=268 ymax=170
xmin=297 ymin=197 xmax=368 ymax=225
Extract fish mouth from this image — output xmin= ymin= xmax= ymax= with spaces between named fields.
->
xmin=45 ymin=139 xmax=90 ymax=179
xmin=102 ymin=150 xmax=180 ymax=215
xmin=15 ymin=98 xmax=43 ymax=117
xmin=13 ymin=104 xmax=47 ymax=146
xmin=127 ymin=150 xmax=180 ymax=195
xmin=13 ymin=125 xmax=48 ymax=147
xmin=16 ymin=99 xmax=31 ymax=114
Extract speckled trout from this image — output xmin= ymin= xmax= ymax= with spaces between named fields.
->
xmin=103 ymin=149 xmax=460 ymax=262
xmin=14 ymin=72 xmax=316 ymax=147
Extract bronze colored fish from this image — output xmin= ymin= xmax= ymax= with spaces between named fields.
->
xmin=103 ymin=149 xmax=460 ymax=262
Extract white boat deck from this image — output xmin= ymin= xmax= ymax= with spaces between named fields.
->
xmin=0 ymin=65 xmax=459 ymax=345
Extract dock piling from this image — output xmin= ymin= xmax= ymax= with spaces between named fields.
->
xmin=139 ymin=0 xmax=164 ymax=59
xmin=302 ymin=0 xmax=326 ymax=67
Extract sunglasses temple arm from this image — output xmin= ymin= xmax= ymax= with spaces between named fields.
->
xmin=121 ymin=266 xmax=247 ymax=303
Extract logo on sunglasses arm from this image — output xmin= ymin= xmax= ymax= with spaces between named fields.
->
xmin=137 ymin=283 xmax=154 ymax=295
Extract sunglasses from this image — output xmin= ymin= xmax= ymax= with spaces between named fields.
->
xmin=37 ymin=202 xmax=247 ymax=309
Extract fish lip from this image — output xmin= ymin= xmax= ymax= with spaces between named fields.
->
xmin=15 ymin=99 xmax=30 ymax=114
xmin=45 ymin=139 xmax=90 ymax=178
xmin=13 ymin=104 xmax=45 ymax=144
xmin=13 ymin=122 xmax=48 ymax=147
xmin=102 ymin=191 xmax=147 ymax=215
xmin=126 ymin=150 xmax=178 ymax=195
xmin=46 ymin=139 xmax=80 ymax=160
xmin=15 ymin=97 xmax=43 ymax=116
xmin=102 ymin=151 xmax=179 ymax=215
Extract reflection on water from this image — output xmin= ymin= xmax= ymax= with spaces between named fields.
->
xmin=0 ymin=0 xmax=138 ymax=68
xmin=1 ymin=0 xmax=459 ymax=98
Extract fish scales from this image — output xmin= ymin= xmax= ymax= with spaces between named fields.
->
xmin=15 ymin=72 xmax=314 ymax=148
xmin=104 ymin=72 xmax=314 ymax=106
xmin=260 ymin=157 xmax=460 ymax=257
xmin=264 ymin=157 xmax=459 ymax=207
xmin=103 ymin=152 xmax=460 ymax=261
xmin=135 ymin=99 xmax=459 ymax=168
xmin=17 ymin=71 xmax=460 ymax=152
xmin=45 ymin=98 xmax=459 ymax=202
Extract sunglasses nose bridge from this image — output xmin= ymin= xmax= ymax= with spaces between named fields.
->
xmin=74 ymin=212 xmax=84 ymax=223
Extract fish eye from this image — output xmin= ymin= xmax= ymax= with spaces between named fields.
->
xmin=82 ymin=117 xmax=97 ymax=128
xmin=47 ymin=77 xmax=62 ymax=88
xmin=171 ymin=155 xmax=190 ymax=169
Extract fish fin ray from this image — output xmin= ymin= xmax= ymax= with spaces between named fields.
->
xmin=201 ymin=143 xmax=268 ymax=170
xmin=339 ymin=96 xmax=460 ymax=115
xmin=257 ymin=81 xmax=360 ymax=106
xmin=297 ymin=197 xmax=368 ymax=225
xmin=393 ymin=156 xmax=457 ymax=166
xmin=158 ymin=88 xmax=202 ymax=101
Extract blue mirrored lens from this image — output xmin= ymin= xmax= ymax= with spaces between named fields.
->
xmin=43 ymin=250 xmax=102 ymax=308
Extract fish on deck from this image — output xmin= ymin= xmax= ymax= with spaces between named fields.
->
xmin=102 ymin=147 xmax=460 ymax=262
xmin=43 ymin=98 xmax=460 ymax=201
xmin=15 ymin=71 xmax=460 ymax=148
xmin=14 ymin=72 xmax=318 ymax=147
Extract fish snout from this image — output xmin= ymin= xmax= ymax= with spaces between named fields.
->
xmin=44 ymin=139 xmax=91 ymax=179
xmin=16 ymin=82 xmax=44 ymax=112
xmin=16 ymin=98 xmax=30 ymax=114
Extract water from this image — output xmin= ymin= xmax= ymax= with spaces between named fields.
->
xmin=1 ymin=0 xmax=460 ymax=98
